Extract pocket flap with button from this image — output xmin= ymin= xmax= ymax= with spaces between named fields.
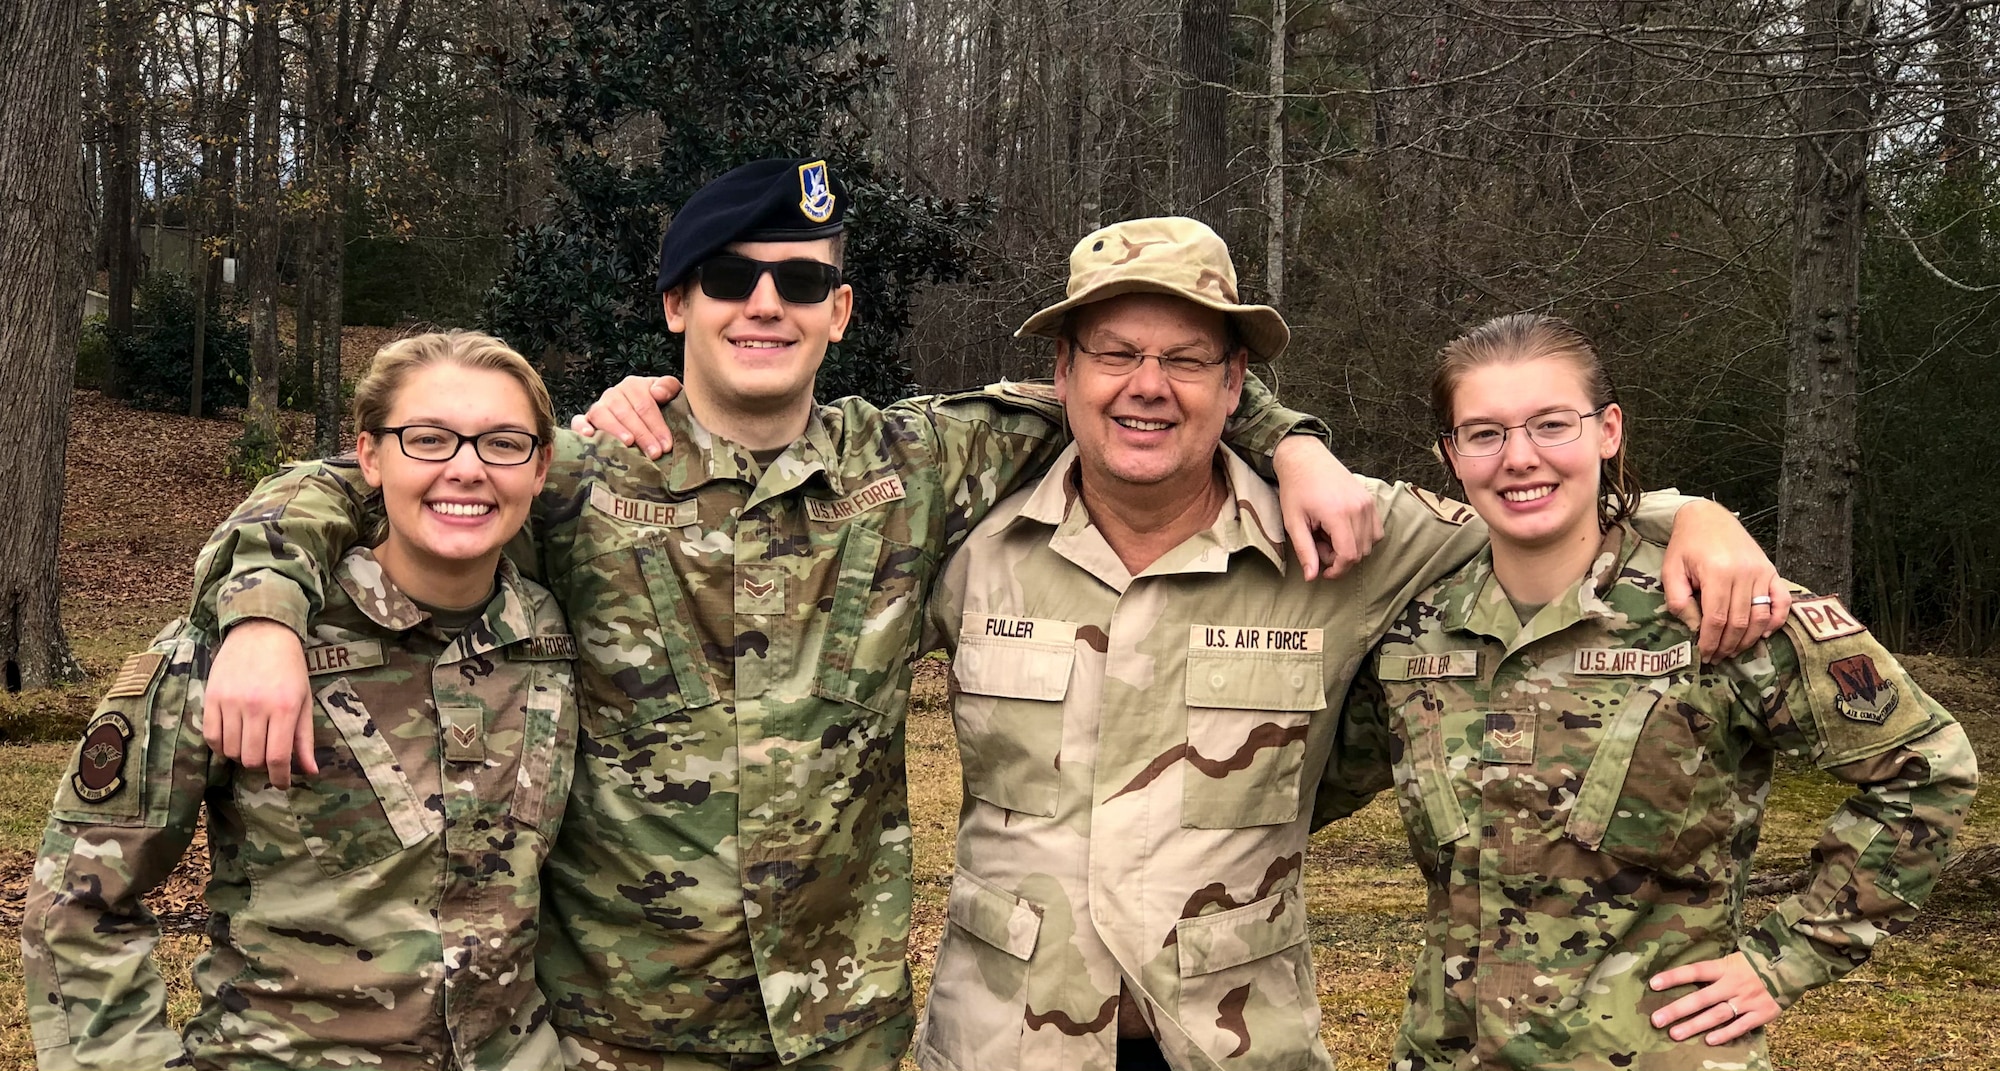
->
xmin=1185 ymin=651 xmax=1326 ymax=712
xmin=946 ymin=867 xmax=1043 ymax=961
xmin=1174 ymin=886 xmax=1307 ymax=976
xmin=953 ymin=615 xmax=1078 ymax=701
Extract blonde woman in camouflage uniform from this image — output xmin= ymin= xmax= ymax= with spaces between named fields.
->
xmin=1336 ymin=313 xmax=1978 ymax=1070
xmin=21 ymin=331 xmax=580 ymax=1070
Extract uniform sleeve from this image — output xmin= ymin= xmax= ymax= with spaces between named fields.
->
xmin=1313 ymin=666 xmax=1396 ymax=830
xmin=1723 ymin=602 xmax=1977 ymax=1007
xmin=21 ymin=624 xmax=222 ymax=1069
xmin=187 ymin=460 xmax=379 ymax=637
xmin=904 ymin=373 xmax=1331 ymax=546
xmin=1626 ymin=489 xmax=1701 ymax=545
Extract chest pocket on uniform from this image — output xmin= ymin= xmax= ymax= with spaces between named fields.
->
xmin=1183 ymin=632 xmax=1325 ymax=829
xmin=291 ymin=678 xmax=443 ymax=876
xmin=814 ymin=525 xmax=932 ymax=717
xmin=568 ymin=490 xmax=718 ymax=740
xmin=1564 ymin=676 xmax=1726 ymax=873
xmin=951 ymin=614 xmax=1077 ymax=817
xmin=1378 ymin=674 xmax=1474 ymax=874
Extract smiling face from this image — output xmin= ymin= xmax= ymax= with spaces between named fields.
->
xmin=663 ymin=237 xmax=854 ymax=419
xmin=1443 ymin=355 xmax=1623 ymax=554
xmin=1054 ymin=292 xmax=1246 ymax=498
xmin=357 ymin=362 xmax=551 ymax=595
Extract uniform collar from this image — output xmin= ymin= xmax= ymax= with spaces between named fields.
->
xmin=658 ymin=393 xmax=841 ymax=507
xmin=1439 ymin=524 xmax=1640 ymax=653
xmin=1012 ymin=443 xmax=1287 ymax=592
xmin=334 ymin=546 xmax=540 ymax=658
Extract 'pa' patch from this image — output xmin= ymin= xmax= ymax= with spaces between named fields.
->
xmin=1828 ymin=653 xmax=1901 ymax=724
xmin=1791 ymin=595 xmax=1866 ymax=642
xmin=73 ymin=711 xmax=133 ymax=803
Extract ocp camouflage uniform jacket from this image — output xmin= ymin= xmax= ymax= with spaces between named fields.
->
xmin=914 ymin=448 xmax=1703 ymax=1071
xmin=1341 ymin=525 xmax=1977 ymax=1071
xmin=21 ymin=548 xmax=580 ymax=1071
xmin=182 ymin=382 xmax=1322 ymax=1065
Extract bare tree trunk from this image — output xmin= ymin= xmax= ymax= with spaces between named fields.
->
xmin=0 ymin=0 xmax=86 ymax=688
xmin=1928 ymin=0 xmax=1978 ymax=180
xmin=1177 ymin=0 xmax=1232 ymax=231
xmin=243 ymin=0 xmax=283 ymax=456
xmin=104 ymin=0 xmax=141 ymax=374
xmin=1778 ymin=0 xmax=1875 ymax=599
xmin=1263 ymin=0 xmax=1285 ymax=308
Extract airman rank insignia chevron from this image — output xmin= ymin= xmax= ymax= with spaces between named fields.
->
xmin=440 ymin=704 xmax=484 ymax=764
xmin=1409 ymin=486 xmax=1476 ymax=525
xmin=1791 ymin=594 xmax=1866 ymax=642
xmin=103 ymin=652 xmax=165 ymax=699
xmin=305 ymin=640 xmax=387 ymax=676
xmin=806 ymin=475 xmax=906 ymax=523
xmin=73 ymin=711 xmax=133 ymax=802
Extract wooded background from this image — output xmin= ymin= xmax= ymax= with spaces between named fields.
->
xmin=2 ymin=0 xmax=1997 ymax=691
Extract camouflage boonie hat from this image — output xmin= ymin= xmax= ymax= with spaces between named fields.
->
xmin=1016 ymin=216 xmax=1291 ymax=360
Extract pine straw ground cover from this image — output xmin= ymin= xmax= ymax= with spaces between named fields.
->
xmin=4 ymin=378 xmax=2000 ymax=1068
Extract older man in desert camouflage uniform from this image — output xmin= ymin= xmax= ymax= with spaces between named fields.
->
xmin=21 ymin=548 xmax=579 ymax=1069
xmin=912 ymin=218 xmax=1775 ymax=1071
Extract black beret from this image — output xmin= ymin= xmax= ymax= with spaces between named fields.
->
xmin=655 ymin=157 xmax=849 ymax=293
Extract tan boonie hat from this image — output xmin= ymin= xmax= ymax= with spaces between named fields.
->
xmin=1016 ymin=216 xmax=1291 ymax=361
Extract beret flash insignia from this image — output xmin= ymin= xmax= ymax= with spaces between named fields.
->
xmin=798 ymin=159 xmax=835 ymax=223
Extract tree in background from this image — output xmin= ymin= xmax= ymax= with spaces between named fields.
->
xmin=483 ymin=0 xmax=990 ymax=414
xmin=0 ymin=0 xmax=86 ymax=688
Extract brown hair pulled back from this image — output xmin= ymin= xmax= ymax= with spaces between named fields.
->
xmin=351 ymin=330 xmax=555 ymax=446
xmin=1430 ymin=312 xmax=1639 ymax=527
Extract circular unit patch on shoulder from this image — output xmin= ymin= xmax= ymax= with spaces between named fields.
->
xmin=73 ymin=711 xmax=134 ymax=803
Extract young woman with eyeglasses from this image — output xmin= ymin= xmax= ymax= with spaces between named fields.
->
xmin=1325 ymin=313 xmax=1977 ymax=1070
xmin=23 ymin=330 xmax=581 ymax=1069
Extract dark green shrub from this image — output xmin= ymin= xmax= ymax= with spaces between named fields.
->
xmin=106 ymin=273 xmax=252 ymax=414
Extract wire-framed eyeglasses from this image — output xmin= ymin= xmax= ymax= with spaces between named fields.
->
xmin=368 ymin=425 xmax=543 ymax=466
xmin=1071 ymin=343 xmax=1231 ymax=382
xmin=1441 ymin=407 xmax=1608 ymax=457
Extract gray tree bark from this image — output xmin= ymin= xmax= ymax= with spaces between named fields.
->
xmin=103 ymin=0 xmax=141 ymax=359
xmin=1177 ymin=0 xmax=1232 ymax=231
xmin=243 ymin=0 xmax=283 ymax=457
xmin=1778 ymin=0 xmax=1876 ymax=599
xmin=0 ymin=0 xmax=86 ymax=688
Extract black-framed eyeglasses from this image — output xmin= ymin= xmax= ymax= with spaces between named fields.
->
xmin=368 ymin=425 xmax=543 ymax=466
xmin=1441 ymin=406 xmax=1607 ymax=457
xmin=695 ymin=254 xmax=843 ymax=304
xmin=1071 ymin=343 xmax=1232 ymax=382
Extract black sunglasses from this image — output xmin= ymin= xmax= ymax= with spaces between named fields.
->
xmin=695 ymin=255 xmax=843 ymax=304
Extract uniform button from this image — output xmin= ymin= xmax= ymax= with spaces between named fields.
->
xmin=1291 ymin=673 xmax=1305 ymax=688
xmin=1210 ymin=672 xmax=1226 ymax=689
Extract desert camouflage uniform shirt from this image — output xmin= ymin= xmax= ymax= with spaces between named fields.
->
xmin=21 ymin=548 xmax=580 ymax=1070
xmin=1341 ymin=525 xmax=1977 ymax=1071
xmin=184 ymin=383 xmax=1320 ymax=1066
xmin=914 ymin=448 xmax=1701 ymax=1071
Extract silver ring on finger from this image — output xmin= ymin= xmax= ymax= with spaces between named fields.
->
xmin=1749 ymin=595 xmax=1773 ymax=607
xmin=1727 ymin=999 xmax=1741 ymax=1016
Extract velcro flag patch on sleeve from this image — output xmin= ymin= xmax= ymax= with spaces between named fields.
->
xmin=104 ymin=652 xmax=166 ymax=699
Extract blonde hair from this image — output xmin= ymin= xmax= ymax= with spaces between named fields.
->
xmin=1430 ymin=313 xmax=1639 ymax=527
xmin=351 ymin=330 xmax=554 ymax=445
